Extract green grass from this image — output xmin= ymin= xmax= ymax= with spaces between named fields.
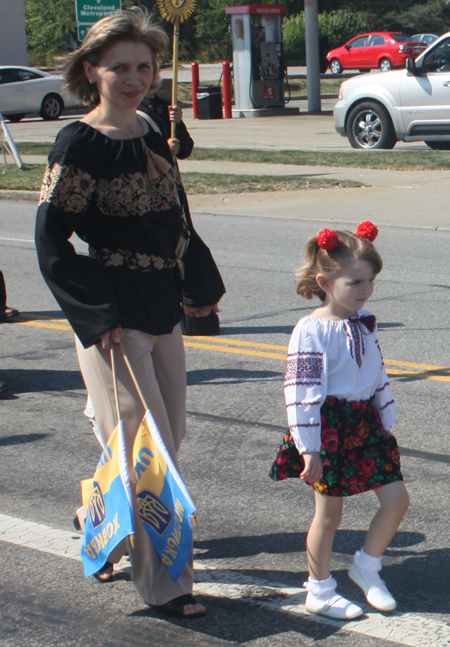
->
xmin=189 ymin=148 xmax=450 ymax=171
xmin=12 ymin=142 xmax=450 ymax=173
xmin=167 ymin=173 xmax=362 ymax=193
xmin=15 ymin=142 xmax=53 ymax=155
xmin=7 ymin=143 xmax=450 ymax=193
xmin=286 ymin=78 xmax=342 ymax=96
xmin=0 ymin=164 xmax=45 ymax=191
xmin=0 ymin=164 xmax=361 ymax=193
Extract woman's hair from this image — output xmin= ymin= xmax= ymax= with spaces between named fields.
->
xmin=297 ymin=230 xmax=383 ymax=301
xmin=62 ymin=8 xmax=168 ymax=106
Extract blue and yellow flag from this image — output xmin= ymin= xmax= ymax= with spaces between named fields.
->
xmin=81 ymin=421 xmax=134 ymax=578
xmin=133 ymin=411 xmax=196 ymax=581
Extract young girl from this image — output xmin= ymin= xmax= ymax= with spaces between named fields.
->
xmin=270 ymin=222 xmax=409 ymax=620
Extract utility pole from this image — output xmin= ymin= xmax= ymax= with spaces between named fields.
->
xmin=304 ymin=0 xmax=321 ymax=112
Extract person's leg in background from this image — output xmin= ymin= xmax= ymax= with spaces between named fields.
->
xmin=0 ymin=271 xmax=19 ymax=396
xmin=0 ymin=270 xmax=19 ymax=322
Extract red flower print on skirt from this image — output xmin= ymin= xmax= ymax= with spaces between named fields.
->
xmin=269 ymin=395 xmax=403 ymax=497
xmin=322 ymin=428 xmax=339 ymax=453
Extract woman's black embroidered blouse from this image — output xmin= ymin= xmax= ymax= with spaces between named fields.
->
xmin=36 ymin=120 xmax=224 ymax=348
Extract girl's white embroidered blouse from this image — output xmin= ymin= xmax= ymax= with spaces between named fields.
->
xmin=285 ymin=309 xmax=396 ymax=455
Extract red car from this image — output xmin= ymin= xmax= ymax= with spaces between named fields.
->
xmin=326 ymin=32 xmax=427 ymax=74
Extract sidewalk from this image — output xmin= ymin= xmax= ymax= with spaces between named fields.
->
xmin=11 ymin=154 xmax=448 ymax=190
xmin=3 ymin=108 xmax=449 ymax=230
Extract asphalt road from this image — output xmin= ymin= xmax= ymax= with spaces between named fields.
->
xmin=1 ymin=198 xmax=450 ymax=647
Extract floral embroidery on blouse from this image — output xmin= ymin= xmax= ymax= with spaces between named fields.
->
xmin=146 ymin=165 xmax=180 ymax=212
xmin=39 ymin=163 xmax=96 ymax=212
xmin=95 ymin=168 xmax=179 ymax=217
xmin=89 ymin=247 xmax=183 ymax=273
xmin=96 ymin=173 xmax=150 ymax=216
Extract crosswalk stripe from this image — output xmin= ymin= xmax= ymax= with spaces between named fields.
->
xmin=1 ymin=512 xmax=449 ymax=646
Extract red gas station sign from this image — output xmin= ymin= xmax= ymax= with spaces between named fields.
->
xmin=263 ymin=86 xmax=275 ymax=100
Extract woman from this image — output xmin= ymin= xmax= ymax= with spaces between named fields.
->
xmin=35 ymin=8 xmax=225 ymax=618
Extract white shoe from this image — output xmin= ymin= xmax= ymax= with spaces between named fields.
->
xmin=305 ymin=590 xmax=363 ymax=620
xmin=349 ymin=562 xmax=397 ymax=612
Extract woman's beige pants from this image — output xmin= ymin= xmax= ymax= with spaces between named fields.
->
xmin=75 ymin=325 xmax=193 ymax=606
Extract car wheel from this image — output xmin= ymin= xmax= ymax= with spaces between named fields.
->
xmin=379 ymin=58 xmax=392 ymax=72
xmin=346 ymin=101 xmax=397 ymax=149
xmin=329 ymin=58 xmax=342 ymax=74
xmin=7 ymin=114 xmax=25 ymax=123
xmin=39 ymin=94 xmax=63 ymax=120
xmin=425 ymin=140 xmax=450 ymax=150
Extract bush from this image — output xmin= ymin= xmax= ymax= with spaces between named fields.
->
xmin=25 ymin=0 xmax=77 ymax=67
xmin=283 ymin=9 xmax=370 ymax=65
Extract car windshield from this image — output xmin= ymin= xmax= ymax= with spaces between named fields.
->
xmin=423 ymin=38 xmax=450 ymax=71
xmin=391 ymin=34 xmax=413 ymax=42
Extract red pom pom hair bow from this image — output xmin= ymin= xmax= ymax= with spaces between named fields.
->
xmin=317 ymin=229 xmax=339 ymax=251
xmin=355 ymin=221 xmax=378 ymax=242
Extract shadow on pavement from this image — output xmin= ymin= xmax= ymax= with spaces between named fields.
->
xmin=0 ymin=369 xmax=84 ymax=393
xmin=193 ymin=530 xmax=424 ymax=560
xmin=131 ymin=594 xmax=340 ymax=643
xmin=0 ymin=433 xmax=49 ymax=446
xmin=187 ymin=368 xmax=282 ymax=386
xmin=219 ymin=325 xmax=294 ymax=335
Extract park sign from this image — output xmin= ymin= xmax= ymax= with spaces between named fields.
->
xmin=77 ymin=24 xmax=93 ymax=42
xmin=76 ymin=0 xmax=122 ymax=24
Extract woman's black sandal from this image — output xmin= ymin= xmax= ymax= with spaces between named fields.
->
xmin=93 ymin=561 xmax=114 ymax=583
xmin=152 ymin=594 xmax=206 ymax=618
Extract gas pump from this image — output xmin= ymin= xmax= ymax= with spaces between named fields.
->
xmin=225 ymin=4 xmax=298 ymax=117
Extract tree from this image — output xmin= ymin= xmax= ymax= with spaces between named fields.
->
xmin=283 ymin=10 xmax=369 ymax=64
xmin=25 ymin=0 xmax=77 ymax=66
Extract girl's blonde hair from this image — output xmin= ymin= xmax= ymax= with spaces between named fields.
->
xmin=297 ymin=230 xmax=383 ymax=301
xmin=62 ymin=8 xmax=168 ymax=106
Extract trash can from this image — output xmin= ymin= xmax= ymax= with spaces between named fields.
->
xmin=319 ymin=35 xmax=329 ymax=74
xmin=196 ymin=86 xmax=223 ymax=119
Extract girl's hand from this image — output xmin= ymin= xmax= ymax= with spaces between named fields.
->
xmin=100 ymin=327 xmax=123 ymax=350
xmin=183 ymin=303 xmax=219 ymax=319
xmin=169 ymin=105 xmax=182 ymax=123
xmin=301 ymin=452 xmax=323 ymax=484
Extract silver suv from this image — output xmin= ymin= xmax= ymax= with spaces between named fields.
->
xmin=334 ymin=32 xmax=450 ymax=149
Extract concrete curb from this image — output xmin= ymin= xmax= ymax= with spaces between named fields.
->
xmin=0 ymin=190 xmax=39 ymax=202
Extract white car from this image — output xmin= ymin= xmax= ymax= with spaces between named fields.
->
xmin=334 ymin=32 xmax=450 ymax=149
xmin=0 ymin=66 xmax=78 ymax=122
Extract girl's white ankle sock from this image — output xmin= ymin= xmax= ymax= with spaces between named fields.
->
xmin=354 ymin=549 xmax=383 ymax=586
xmin=304 ymin=575 xmax=336 ymax=599
xmin=355 ymin=548 xmax=382 ymax=572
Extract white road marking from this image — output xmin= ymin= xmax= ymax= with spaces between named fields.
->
xmin=0 ymin=237 xmax=34 ymax=243
xmin=1 ymin=512 xmax=449 ymax=646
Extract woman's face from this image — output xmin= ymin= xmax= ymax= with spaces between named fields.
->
xmin=84 ymin=40 xmax=154 ymax=111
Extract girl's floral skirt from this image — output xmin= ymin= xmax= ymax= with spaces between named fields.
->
xmin=269 ymin=395 xmax=403 ymax=497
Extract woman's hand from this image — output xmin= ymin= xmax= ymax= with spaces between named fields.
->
xmin=168 ymin=138 xmax=180 ymax=156
xmin=169 ymin=105 xmax=182 ymax=124
xmin=183 ymin=303 xmax=219 ymax=319
xmin=300 ymin=452 xmax=323 ymax=484
xmin=100 ymin=327 xmax=123 ymax=350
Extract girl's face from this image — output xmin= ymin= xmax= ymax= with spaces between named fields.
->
xmin=84 ymin=41 xmax=154 ymax=112
xmin=317 ymin=259 xmax=376 ymax=319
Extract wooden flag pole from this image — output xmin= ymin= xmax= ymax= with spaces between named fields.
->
xmin=171 ymin=16 xmax=180 ymax=139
